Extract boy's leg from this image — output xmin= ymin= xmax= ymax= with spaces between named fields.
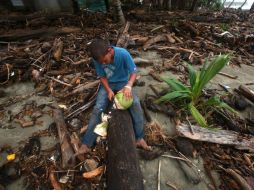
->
xmin=128 ymin=91 xmax=145 ymax=140
xmin=128 ymin=91 xmax=151 ymax=150
xmin=82 ymin=86 xmax=109 ymax=147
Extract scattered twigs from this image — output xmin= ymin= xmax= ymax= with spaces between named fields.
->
xmin=166 ymin=180 xmax=181 ymax=190
xmin=66 ymin=97 xmax=96 ymax=119
xmin=218 ymin=72 xmax=238 ymax=79
xmin=162 ymin=154 xmax=192 ymax=164
xmin=218 ymin=166 xmax=252 ymax=190
xmin=44 ymin=75 xmax=72 ymax=87
xmin=151 ymin=25 xmax=165 ymax=32
xmin=158 ymin=160 xmax=161 ymax=190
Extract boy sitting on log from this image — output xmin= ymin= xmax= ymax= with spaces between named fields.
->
xmin=77 ymin=39 xmax=151 ymax=155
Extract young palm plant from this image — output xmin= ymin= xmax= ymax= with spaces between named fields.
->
xmin=156 ymin=54 xmax=236 ymax=128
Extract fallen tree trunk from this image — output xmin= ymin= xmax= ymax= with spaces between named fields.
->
xmin=0 ymin=27 xmax=81 ymax=41
xmin=177 ymin=124 xmax=254 ymax=152
xmin=238 ymin=85 xmax=254 ymax=103
xmin=53 ymin=109 xmax=76 ymax=168
xmin=107 ymin=110 xmax=144 ymax=190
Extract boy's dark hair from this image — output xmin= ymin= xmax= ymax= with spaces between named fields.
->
xmin=88 ymin=39 xmax=110 ymax=60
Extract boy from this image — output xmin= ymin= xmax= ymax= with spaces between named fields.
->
xmin=77 ymin=39 xmax=150 ymax=155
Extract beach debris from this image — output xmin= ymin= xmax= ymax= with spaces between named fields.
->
xmin=177 ymin=123 xmax=254 ymax=152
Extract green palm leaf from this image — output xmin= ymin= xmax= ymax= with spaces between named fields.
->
xmin=156 ymin=90 xmax=191 ymax=103
xmin=188 ymin=64 xmax=197 ymax=89
xmin=162 ymin=78 xmax=189 ymax=91
xmin=188 ymin=103 xmax=208 ymax=128
xmin=206 ymin=96 xmax=237 ymax=114
xmin=192 ymin=55 xmax=230 ymax=102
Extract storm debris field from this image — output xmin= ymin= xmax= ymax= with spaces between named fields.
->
xmin=0 ymin=5 xmax=254 ymax=190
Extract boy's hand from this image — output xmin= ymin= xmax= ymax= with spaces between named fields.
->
xmin=107 ymin=89 xmax=115 ymax=101
xmin=121 ymin=86 xmax=132 ymax=100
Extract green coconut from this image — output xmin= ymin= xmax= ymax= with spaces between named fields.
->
xmin=114 ymin=92 xmax=133 ymax=109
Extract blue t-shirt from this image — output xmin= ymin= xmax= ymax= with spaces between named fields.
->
xmin=93 ymin=47 xmax=137 ymax=83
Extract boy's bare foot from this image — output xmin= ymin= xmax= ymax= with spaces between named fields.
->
xmin=76 ymin=144 xmax=90 ymax=156
xmin=136 ymin=138 xmax=152 ymax=151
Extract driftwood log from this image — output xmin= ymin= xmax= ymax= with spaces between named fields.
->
xmin=53 ymin=109 xmax=76 ymax=168
xmin=107 ymin=110 xmax=144 ymax=190
xmin=177 ymin=124 xmax=254 ymax=152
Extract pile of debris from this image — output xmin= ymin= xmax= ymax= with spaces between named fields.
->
xmin=0 ymin=8 xmax=253 ymax=190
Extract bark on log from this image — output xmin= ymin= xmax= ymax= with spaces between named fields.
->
xmin=177 ymin=124 xmax=254 ymax=152
xmin=238 ymin=85 xmax=254 ymax=103
xmin=107 ymin=110 xmax=144 ymax=190
xmin=53 ymin=109 xmax=76 ymax=168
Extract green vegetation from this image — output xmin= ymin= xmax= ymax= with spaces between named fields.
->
xmin=156 ymin=55 xmax=236 ymax=128
xmin=220 ymin=23 xmax=230 ymax=31
xmin=199 ymin=0 xmax=223 ymax=10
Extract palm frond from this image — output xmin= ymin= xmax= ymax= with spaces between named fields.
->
xmin=188 ymin=64 xmax=197 ymax=89
xmin=162 ymin=78 xmax=189 ymax=91
xmin=188 ymin=103 xmax=209 ymax=128
xmin=206 ymin=96 xmax=237 ymax=114
xmin=155 ymin=90 xmax=191 ymax=103
xmin=192 ymin=55 xmax=230 ymax=101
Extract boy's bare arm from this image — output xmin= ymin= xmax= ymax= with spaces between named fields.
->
xmin=100 ymin=77 xmax=114 ymax=101
xmin=121 ymin=73 xmax=137 ymax=100
xmin=126 ymin=73 xmax=137 ymax=87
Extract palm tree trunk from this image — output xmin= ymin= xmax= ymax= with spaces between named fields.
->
xmin=113 ymin=0 xmax=126 ymax=25
xmin=190 ymin=0 xmax=198 ymax=11
xmin=250 ymin=2 xmax=254 ymax=13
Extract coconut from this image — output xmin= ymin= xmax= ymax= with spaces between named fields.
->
xmin=114 ymin=92 xmax=133 ymax=110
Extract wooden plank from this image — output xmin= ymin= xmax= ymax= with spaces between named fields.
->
xmin=176 ymin=123 xmax=254 ymax=152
